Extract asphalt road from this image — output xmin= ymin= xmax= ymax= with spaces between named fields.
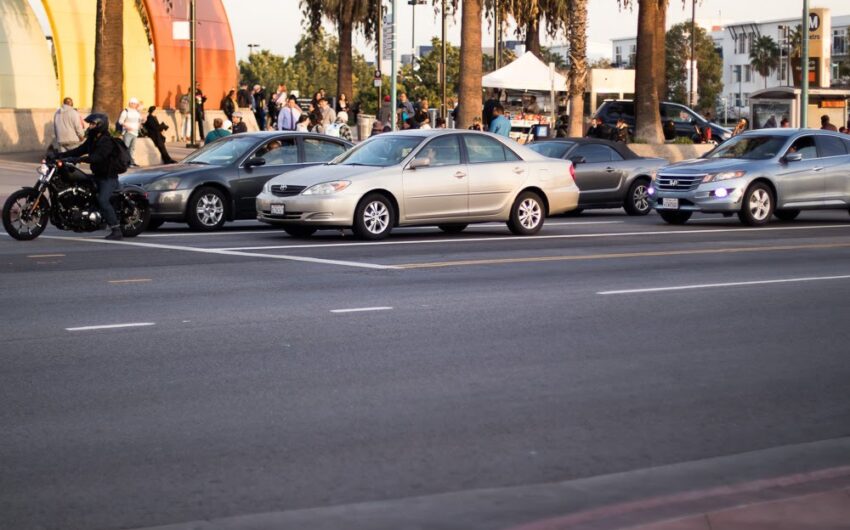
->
xmin=2 ymin=210 xmax=850 ymax=530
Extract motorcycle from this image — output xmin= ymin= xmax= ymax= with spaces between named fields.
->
xmin=2 ymin=158 xmax=150 ymax=241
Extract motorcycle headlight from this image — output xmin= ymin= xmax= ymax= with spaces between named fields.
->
xmin=37 ymin=163 xmax=49 ymax=176
xmin=302 ymin=180 xmax=351 ymax=195
xmin=146 ymin=177 xmax=181 ymax=191
xmin=703 ymin=170 xmax=746 ymax=183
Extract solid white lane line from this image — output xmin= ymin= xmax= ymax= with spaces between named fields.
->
xmin=330 ymin=306 xmax=393 ymax=314
xmin=598 ymin=274 xmax=850 ymax=295
xmin=139 ymin=230 xmax=294 ymax=238
xmin=216 ymin=224 xmax=850 ymax=251
xmin=27 ymin=254 xmax=65 ymax=258
xmin=66 ymin=322 xmax=155 ymax=332
xmin=37 ymin=235 xmax=396 ymax=270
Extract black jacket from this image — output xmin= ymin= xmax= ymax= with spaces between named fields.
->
xmin=144 ymin=114 xmax=167 ymax=143
xmin=61 ymin=133 xmax=116 ymax=179
xmin=232 ymin=121 xmax=248 ymax=134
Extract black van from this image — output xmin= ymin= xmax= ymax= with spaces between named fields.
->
xmin=594 ymin=100 xmax=731 ymax=143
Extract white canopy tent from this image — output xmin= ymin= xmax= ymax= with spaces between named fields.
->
xmin=481 ymin=51 xmax=568 ymax=92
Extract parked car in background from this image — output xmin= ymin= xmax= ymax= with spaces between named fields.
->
xmin=120 ymin=132 xmax=352 ymax=231
xmin=256 ymin=130 xmax=580 ymax=239
xmin=650 ymin=129 xmax=850 ymax=226
xmin=594 ymin=100 xmax=732 ymax=143
xmin=527 ymin=138 xmax=667 ymax=216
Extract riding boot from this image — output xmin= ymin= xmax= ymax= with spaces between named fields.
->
xmin=105 ymin=226 xmax=123 ymax=240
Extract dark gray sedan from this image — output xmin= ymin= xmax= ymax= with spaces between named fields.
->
xmin=527 ymin=138 xmax=666 ymax=215
xmin=120 ymin=132 xmax=352 ymax=230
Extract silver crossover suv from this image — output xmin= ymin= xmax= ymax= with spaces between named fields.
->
xmin=651 ymin=129 xmax=850 ymax=225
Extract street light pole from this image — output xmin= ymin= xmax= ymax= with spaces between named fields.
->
xmin=188 ymin=0 xmax=198 ymax=148
xmin=391 ymin=0 xmax=398 ymax=131
xmin=688 ymin=0 xmax=696 ymax=108
xmin=800 ymin=0 xmax=809 ymax=128
xmin=247 ymin=43 xmax=259 ymax=55
xmin=441 ymin=0 xmax=447 ymax=120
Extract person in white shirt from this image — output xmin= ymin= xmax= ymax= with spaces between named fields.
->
xmin=277 ymin=95 xmax=302 ymax=131
xmin=118 ymin=97 xmax=142 ymax=167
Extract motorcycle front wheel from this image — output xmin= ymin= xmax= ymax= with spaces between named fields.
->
xmin=119 ymin=197 xmax=150 ymax=238
xmin=2 ymin=189 xmax=49 ymax=241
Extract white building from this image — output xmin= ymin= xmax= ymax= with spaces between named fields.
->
xmin=611 ymin=11 xmax=850 ymax=117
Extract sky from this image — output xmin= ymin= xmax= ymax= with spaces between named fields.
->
xmin=221 ymin=0 xmax=850 ymax=62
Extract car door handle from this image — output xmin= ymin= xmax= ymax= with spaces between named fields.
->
xmin=513 ymin=167 xmax=525 ymax=174
xmin=812 ymin=167 xmax=824 ymax=172
xmin=454 ymin=171 xmax=466 ymax=179
xmin=605 ymin=167 xmax=616 ymax=173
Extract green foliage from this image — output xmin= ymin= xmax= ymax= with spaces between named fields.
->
xmin=672 ymin=136 xmax=694 ymax=144
xmin=238 ymin=30 xmax=382 ymax=113
xmin=749 ymin=35 xmax=780 ymax=86
xmin=665 ymin=22 xmax=723 ymax=112
xmin=589 ymin=57 xmax=613 ymax=69
xmin=398 ymin=37 xmax=464 ymax=108
xmin=540 ymin=47 xmax=567 ymax=70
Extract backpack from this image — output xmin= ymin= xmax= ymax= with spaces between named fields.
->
xmin=110 ymin=137 xmax=132 ymax=174
xmin=325 ymin=123 xmax=342 ymax=138
xmin=115 ymin=119 xmax=123 ymax=134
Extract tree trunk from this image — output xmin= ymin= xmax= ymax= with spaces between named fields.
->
xmin=458 ymin=0 xmax=483 ymax=129
xmin=654 ymin=0 xmax=668 ymax=101
xmin=337 ymin=14 xmax=354 ymax=103
xmin=567 ymin=0 xmax=588 ymax=137
xmin=525 ymin=14 xmax=541 ymax=58
xmin=634 ymin=0 xmax=663 ymax=143
xmin=92 ymin=0 xmax=124 ymax=121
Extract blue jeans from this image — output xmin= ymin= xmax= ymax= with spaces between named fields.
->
xmin=97 ymin=177 xmax=119 ymax=227
xmin=122 ymin=132 xmax=137 ymax=165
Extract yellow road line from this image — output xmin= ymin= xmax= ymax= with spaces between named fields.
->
xmin=395 ymin=242 xmax=850 ymax=270
xmin=27 ymin=254 xmax=65 ymax=258
xmin=107 ymin=279 xmax=152 ymax=284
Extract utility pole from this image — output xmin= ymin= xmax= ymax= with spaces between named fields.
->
xmin=800 ymin=0 xmax=809 ymax=128
xmin=187 ymin=0 xmax=198 ymax=148
xmin=441 ymin=0 xmax=447 ymax=120
xmin=391 ymin=0 xmax=398 ymax=130
xmin=688 ymin=0 xmax=696 ymax=108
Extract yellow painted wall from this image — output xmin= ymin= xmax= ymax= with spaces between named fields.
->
xmin=41 ymin=0 xmax=154 ymax=111
xmin=0 ymin=0 xmax=59 ymax=108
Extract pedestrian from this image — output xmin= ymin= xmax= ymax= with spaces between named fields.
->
xmin=194 ymin=85 xmax=207 ymax=141
xmin=662 ymin=119 xmax=676 ymax=141
xmin=231 ymin=112 xmax=248 ymax=134
xmin=780 ymin=117 xmax=791 ymax=128
xmin=318 ymin=98 xmax=336 ymax=129
xmin=308 ymin=111 xmax=324 ymax=134
xmin=277 ymin=94 xmax=301 ymax=131
xmin=220 ymin=89 xmax=236 ymax=121
xmin=295 ymin=114 xmax=310 ymax=132
xmin=586 ymin=117 xmax=608 ymax=139
xmin=469 ymin=116 xmax=483 ymax=131
xmin=554 ymin=114 xmax=569 ymax=138
xmin=57 ymin=114 xmax=124 ymax=240
xmin=379 ymin=95 xmax=392 ymax=124
xmin=269 ymin=84 xmax=287 ymax=127
xmin=731 ymin=118 xmax=748 ymax=137
xmin=252 ymin=84 xmax=267 ymax=130
xmin=327 ymin=111 xmax=353 ymax=141
xmin=403 ymin=117 xmax=420 ymax=130
xmin=763 ymin=115 xmax=777 ymax=129
xmin=419 ymin=115 xmax=432 ymax=129
xmin=204 ymin=118 xmax=231 ymax=144
xmin=483 ymin=88 xmax=501 ymax=129
xmin=820 ymin=115 xmax=838 ymax=132
xmin=336 ymin=93 xmax=350 ymax=115
xmin=612 ymin=118 xmax=630 ymax=143
xmin=117 ymin=97 xmax=142 ymax=167
xmin=310 ymin=89 xmax=323 ymax=110
xmin=524 ymin=95 xmax=541 ymax=115
xmin=178 ymin=90 xmax=191 ymax=142
xmin=371 ymin=120 xmax=384 ymax=136
xmin=435 ymin=117 xmax=447 ymax=129
xmin=144 ymin=106 xmax=176 ymax=164
xmin=397 ymin=92 xmax=415 ymax=123
xmin=237 ymin=83 xmax=252 ymax=108
xmin=839 ymin=126 xmax=848 ymax=134
xmin=414 ymin=98 xmax=431 ymax=125
xmin=488 ymin=104 xmax=511 ymax=137
xmin=52 ymin=97 xmax=86 ymax=152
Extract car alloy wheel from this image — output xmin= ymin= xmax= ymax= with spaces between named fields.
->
xmin=625 ymin=179 xmax=651 ymax=216
xmin=353 ymin=193 xmax=395 ymax=240
xmin=738 ymin=183 xmax=774 ymax=226
xmin=507 ymin=191 xmax=545 ymax=235
xmin=518 ymin=198 xmax=542 ymax=230
xmin=197 ymin=194 xmax=224 ymax=226
xmin=364 ymin=200 xmax=390 ymax=235
xmin=748 ymin=189 xmax=770 ymax=221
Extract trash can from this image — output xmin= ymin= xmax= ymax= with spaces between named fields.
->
xmin=357 ymin=114 xmax=376 ymax=141
xmin=531 ymin=124 xmax=551 ymax=140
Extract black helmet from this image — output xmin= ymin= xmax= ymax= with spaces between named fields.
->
xmin=84 ymin=113 xmax=109 ymax=137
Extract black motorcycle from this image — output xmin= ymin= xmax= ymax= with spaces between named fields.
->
xmin=2 ymin=159 xmax=150 ymax=241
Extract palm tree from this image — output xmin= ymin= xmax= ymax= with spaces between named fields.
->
xmin=458 ymin=0 xmax=484 ymax=128
xmin=92 ymin=0 xmax=124 ymax=121
xmin=301 ymin=0 xmax=377 ymax=104
xmin=567 ymin=0 xmax=588 ymax=136
xmin=750 ymin=35 xmax=780 ymax=89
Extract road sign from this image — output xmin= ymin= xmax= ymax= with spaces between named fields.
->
xmin=382 ymin=19 xmax=394 ymax=61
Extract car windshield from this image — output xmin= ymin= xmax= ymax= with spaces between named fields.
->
xmin=181 ymin=137 xmax=258 ymax=166
xmin=527 ymin=141 xmax=575 ymax=159
xmin=705 ymin=135 xmax=787 ymax=160
xmin=331 ymin=136 xmax=424 ymax=167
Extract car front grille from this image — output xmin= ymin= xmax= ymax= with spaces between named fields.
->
xmin=270 ymin=184 xmax=306 ymax=197
xmin=655 ymin=174 xmax=704 ymax=192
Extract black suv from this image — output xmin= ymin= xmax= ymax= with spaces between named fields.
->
xmin=594 ymin=100 xmax=731 ymax=143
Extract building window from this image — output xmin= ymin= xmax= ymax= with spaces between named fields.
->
xmin=733 ymin=65 xmax=742 ymax=83
xmin=734 ymin=92 xmax=743 ymax=107
xmin=615 ymin=46 xmax=622 ymax=65
xmin=744 ymin=65 xmax=752 ymax=82
xmin=779 ymin=60 xmax=787 ymax=81
xmin=834 ymin=28 xmax=848 ymax=56
xmin=628 ymin=44 xmax=636 ymax=67
xmin=743 ymin=93 xmax=750 ymax=106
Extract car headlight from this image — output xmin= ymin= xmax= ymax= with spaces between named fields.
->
xmin=702 ymin=170 xmax=746 ymax=183
xmin=145 ymin=177 xmax=181 ymax=191
xmin=302 ymin=180 xmax=351 ymax=195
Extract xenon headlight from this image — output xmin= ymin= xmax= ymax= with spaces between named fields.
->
xmin=703 ymin=170 xmax=746 ymax=183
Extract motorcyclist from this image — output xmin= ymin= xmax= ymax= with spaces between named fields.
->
xmin=57 ymin=113 xmax=123 ymax=240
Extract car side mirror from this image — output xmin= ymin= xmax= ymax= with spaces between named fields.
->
xmin=409 ymin=157 xmax=431 ymax=169
xmin=784 ymin=152 xmax=803 ymax=163
xmin=570 ymin=156 xmax=586 ymax=165
xmin=244 ymin=157 xmax=266 ymax=168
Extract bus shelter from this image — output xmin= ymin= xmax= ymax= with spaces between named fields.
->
xmin=749 ymin=87 xmax=849 ymax=129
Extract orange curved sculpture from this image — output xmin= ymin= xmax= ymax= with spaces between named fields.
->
xmin=143 ymin=0 xmax=236 ymax=109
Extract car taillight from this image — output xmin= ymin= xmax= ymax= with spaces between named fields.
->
xmin=569 ymin=162 xmax=575 ymax=180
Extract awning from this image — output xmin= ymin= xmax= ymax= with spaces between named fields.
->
xmin=482 ymin=51 xmax=568 ymax=92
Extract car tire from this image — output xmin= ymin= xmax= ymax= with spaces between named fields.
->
xmin=774 ymin=209 xmax=800 ymax=221
xmin=507 ymin=191 xmax=545 ymax=236
xmin=624 ymin=179 xmax=651 ymax=216
xmin=146 ymin=218 xmax=165 ymax=231
xmin=438 ymin=224 xmax=468 ymax=234
xmin=187 ymin=187 xmax=227 ymax=231
xmin=353 ymin=193 xmax=394 ymax=240
xmin=737 ymin=183 xmax=774 ymax=226
xmin=283 ymin=226 xmax=317 ymax=238
xmin=658 ymin=210 xmax=692 ymax=225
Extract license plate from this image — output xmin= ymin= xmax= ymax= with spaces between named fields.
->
xmin=662 ymin=198 xmax=679 ymax=209
xmin=270 ymin=204 xmax=285 ymax=215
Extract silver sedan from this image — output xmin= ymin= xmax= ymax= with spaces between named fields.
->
xmin=256 ymin=130 xmax=580 ymax=239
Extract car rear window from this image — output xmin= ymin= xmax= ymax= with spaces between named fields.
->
xmin=527 ymin=142 xmax=574 ymax=159
xmin=816 ymin=135 xmax=848 ymax=158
